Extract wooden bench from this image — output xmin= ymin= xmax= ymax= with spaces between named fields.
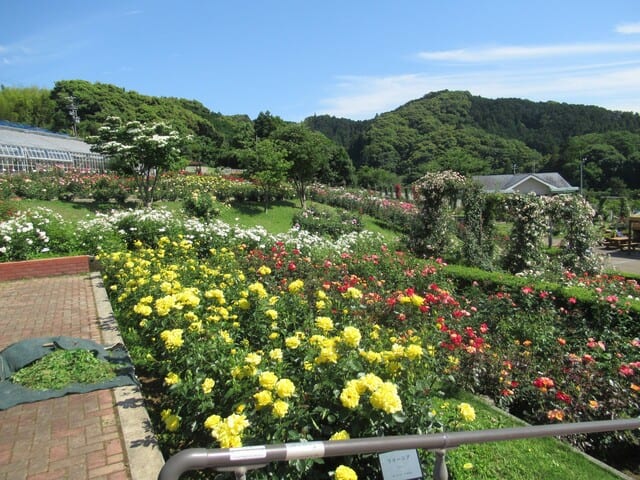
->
xmin=604 ymin=236 xmax=629 ymax=250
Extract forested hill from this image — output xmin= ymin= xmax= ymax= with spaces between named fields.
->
xmin=469 ymin=94 xmax=640 ymax=155
xmin=0 ymin=80 xmax=255 ymax=166
xmin=304 ymin=90 xmax=640 ymax=189
xmin=3 ymin=82 xmax=640 ymax=191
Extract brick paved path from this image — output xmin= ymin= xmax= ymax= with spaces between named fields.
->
xmin=0 ymin=275 xmax=131 ymax=480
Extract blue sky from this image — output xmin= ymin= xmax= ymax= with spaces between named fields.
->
xmin=1 ymin=1 xmax=640 ymax=121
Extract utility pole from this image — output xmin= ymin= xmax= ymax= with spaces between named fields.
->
xmin=580 ymin=157 xmax=586 ymax=195
xmin=66 ymin=96 xmax=80 ymax=136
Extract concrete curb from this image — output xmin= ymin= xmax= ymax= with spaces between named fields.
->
xmin=90 ymin=271 xmax=165 ymax=480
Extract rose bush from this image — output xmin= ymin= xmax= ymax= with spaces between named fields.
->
xmin=99 ymin=227 xmax=484 ymax=478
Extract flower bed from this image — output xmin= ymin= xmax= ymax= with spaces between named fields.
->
xmin=1 ymin=192 xmax=638 ymax=476
xmin=99 ymin=233 xmax=483 ymax=478
xmin=97 ymin=220 xmax=640 ymax=477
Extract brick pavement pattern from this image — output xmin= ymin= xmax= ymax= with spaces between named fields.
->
xmin=0 ymin=275 xmax=131 ymax=480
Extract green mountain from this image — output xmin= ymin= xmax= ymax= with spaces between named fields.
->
xmin=2 ymin=82 xmax=640 ymax=191
xmin=0 ymin=80 xmax=254 ymax=167
xmin=304 ymin=90 xmax=640 ymax=189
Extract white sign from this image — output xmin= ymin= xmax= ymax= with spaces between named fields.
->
xmin=284 ymin=441 xmax=326 ymax=460
xmin=379 ymin=449 xmax=423 ymax=480
xmin=228 ymin=446 xmax=267 ymax=461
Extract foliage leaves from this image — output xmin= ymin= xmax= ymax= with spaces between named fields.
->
xmin=305 ymin=90 xmax=640 ymax=190
xmin=12 ymin=349 xmax=116 ymax=390
xmin=4 ymin=83 xmax=640 ymax=193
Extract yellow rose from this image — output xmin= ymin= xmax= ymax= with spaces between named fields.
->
xmin=369 ymin=382 xmax=402 ymax=414
xmin=259 ymin=371 xmax=278 ymax=390
xmin=164 ymin=372 xmax=180 ymax=386
xmin=285 ymin=336 xmax=301 ymax=349
xmin=275 ymin=378 xmax=296 ymax=398
xmin=253 ymin=390 xmax=273 ymax=409
xmin=339 ymin=386 xmax=360 ymax=409
xmin=257 ymin=265 xmax=272 ymax=275
xmin=160 ymin=409 xmax=181 ymax=432
xmin=329 ymin=430 xmax=350 ymax=441
xmin=405 ymin=344 xmax=423 ymax=360
xmin=457 ymin=402 xmax=476 ymax=422
xmin=335 ymin=464 xmax=358 ymax=480
xmin=204 ymin=414 xmax=221 ymax=430
xmin=315 ymin=316 xmax=334 ymax=332
xmin=272 ymin=400 xmax=289 ymax=418
xmin=341 ymin=326 xmax=362 ymax=347
xmin=269 ymin=348 xmax=283 ymax=361
xmin=202 ymin=378 xmax=215 ymax=394
xmin=288 ymin=279 xmax=304 ymax=293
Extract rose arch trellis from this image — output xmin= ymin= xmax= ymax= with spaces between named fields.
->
xmin=408 ymin=171 xmax=468 ymax=260
xmin=410 ymin=171 xmax=602 ymax=274
xmin=545 ymin=194 xmax=603 ymax=273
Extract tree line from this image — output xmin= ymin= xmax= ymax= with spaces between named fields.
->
xmin=305 ymin=90 xmax=640 ymax=193
xmin=2 ymin=82 xmax=640 ymax=193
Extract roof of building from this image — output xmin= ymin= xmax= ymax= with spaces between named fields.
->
xmin=0 ymin=122 xmax=94 ymax=154
xmin=472 ymin=173 xmax=578 ymax=194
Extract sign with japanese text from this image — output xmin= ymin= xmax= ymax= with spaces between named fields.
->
xmin=379 ymin=449 xmax=423 ymax=480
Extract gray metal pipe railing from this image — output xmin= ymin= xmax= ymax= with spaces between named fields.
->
xmin=158 ymin=417 xmax=640 ymax=480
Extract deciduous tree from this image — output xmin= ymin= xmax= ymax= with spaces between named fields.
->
xmin=89 ymin=116 xmax=187 ymax=206
xmin=242 ymin=139 xmax=292 ymax=211
xmin=272 ymin=124 xmax=329 ymax=208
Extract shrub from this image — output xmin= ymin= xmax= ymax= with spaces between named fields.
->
xmin=0 ymin=176 xmax=13 ymax=200
xmin=0 ymin=207 xmax=67 ymax=261
xmin=10 ymin=173 xmax=61 ymax=200
xmin=292 ymin=205 xmax=363 ymax=239
xmin=182 ymin=190 xmax=221 ymax=219
xmin=309 ymin=184 xmax=419 ymax=234
xmin=73 ymin=215 xmax=126 ymax=255
xmin=91 ymin=176 xmax=129 ymax=203
xmin=0 ymin=200 xmax=18 ymax=221
xmin=110 ymin=208 xmax=184 ymax=249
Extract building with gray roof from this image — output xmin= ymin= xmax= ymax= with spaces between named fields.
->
xmin=0 ymin=121 xmax=107 ymax=172
xmin=472 ymin=173 xmax=578 ymax=195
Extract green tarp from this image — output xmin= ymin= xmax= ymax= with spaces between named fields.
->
xmin=0 ymin=336 xmax=138 ymax=410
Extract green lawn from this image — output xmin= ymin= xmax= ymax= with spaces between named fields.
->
xmin=432 ymin=392 xmax=624 ymax=479
xmin=218 ymin=199 xmax=301 ymax=233
xmin=14 ymin=198 xmax=401 ymax=244
xmin=11 ymin=199 xmax=101 ymax=223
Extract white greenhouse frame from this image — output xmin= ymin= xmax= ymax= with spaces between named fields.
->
xmin=0 ymin=143 xmax=107 ymax=173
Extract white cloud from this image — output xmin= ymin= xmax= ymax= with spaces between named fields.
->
xmin=320 ymin=36 xmax=640 ymax=119
xmin=320 ymin=63 xmax=640 ymax=120
xmin=320 ymin=74 xmax=431 ymax=119
xmin=417 ymin=42 xmax=640 ymax=62
xmin=616 ymin=22 xmax=640 ymax=34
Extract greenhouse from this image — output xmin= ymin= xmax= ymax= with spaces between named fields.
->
xmin=0 ymin=122 xmax=107 ymax=172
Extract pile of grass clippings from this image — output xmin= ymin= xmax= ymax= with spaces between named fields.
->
xmin=11 ymin=349 xmax=116 ymax=390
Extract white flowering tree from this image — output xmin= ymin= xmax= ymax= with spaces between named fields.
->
xmin=89 ymin=116 xmax=187 ymax=206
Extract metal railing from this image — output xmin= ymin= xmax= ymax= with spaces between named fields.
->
xmin=158 ymin=417 xmax=640 ymax=480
